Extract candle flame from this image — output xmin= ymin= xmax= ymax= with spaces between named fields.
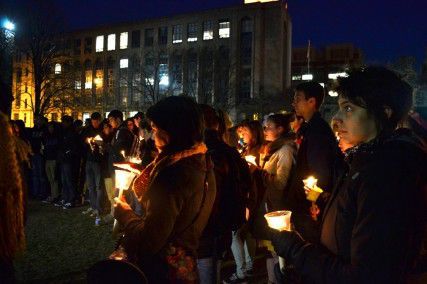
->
xmin=303 ymin=176 xmax=318 ymax=189
xmin=244 ymin=155 xmax=257 ymax=166
xmin=94 ymin=135 xmax=103 ymax=141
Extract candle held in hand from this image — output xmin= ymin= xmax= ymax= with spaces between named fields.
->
xmin=264 ymin=210 xmax=292 ymax=231
xmin=244 ymin=155 xmax=257 ymax=166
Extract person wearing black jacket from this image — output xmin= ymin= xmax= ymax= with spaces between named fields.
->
xmin=197 ymin=105 xmax=251 ymax=284
xmin=80 ymin=112 xmax=103 ymax=218
xmin=58 ymin=116 xmax=81 ymax=209
xmin=286 ymin=82 xmax=343 ymax=243
xmin=271 ymin=67 xmax=427 ymax=283
xmin=107 ymin=110 xmax=135 ymax=175
xmin=42 ymin=122 xmax=61 ymax=203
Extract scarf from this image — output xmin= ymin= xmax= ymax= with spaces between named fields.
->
xmin=132 ymin=143 xmax=208 ymax=200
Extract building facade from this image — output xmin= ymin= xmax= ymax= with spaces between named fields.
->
xmin=12 ymin=1 xmax=292 ymax=126
xmin=291 ymin=43 xmax=363 ymax=122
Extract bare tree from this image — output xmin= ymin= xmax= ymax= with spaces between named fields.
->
xmin=15 ymin=0 xmax=74 ymax=118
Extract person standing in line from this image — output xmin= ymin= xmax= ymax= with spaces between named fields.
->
xmin=286 ymin=82 xmax=343 ymax=243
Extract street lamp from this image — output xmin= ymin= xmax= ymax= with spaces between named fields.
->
xmin=2 ymin=18 xmax=15 ymax=39
xmin=3 ymin=19 xmax=15 ymax=31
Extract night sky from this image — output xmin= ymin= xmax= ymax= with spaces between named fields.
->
xmin=4 ymin=0 xmax=427 ymax=69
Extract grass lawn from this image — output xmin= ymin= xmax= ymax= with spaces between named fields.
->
xmin=14 ymin=200 xmax=269 ymax=283
xmin=14 ymin=200 xmax=116 ymax=283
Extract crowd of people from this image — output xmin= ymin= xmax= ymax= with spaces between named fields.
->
xmin=1 ymin=66 xmax=427 ymax=283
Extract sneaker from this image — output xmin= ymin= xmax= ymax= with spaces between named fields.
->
xmin=54 ymin=200 xmax=65 ymax=207
xmin=82 ymin=207 xmax=93 ymax=215
xmin=62 ymin=202 xmax=73 ymax=209
xmin=90 ymin=210 xmax=99 ymax=217
xmin=223 ymin=273 xmax=247 ymax=284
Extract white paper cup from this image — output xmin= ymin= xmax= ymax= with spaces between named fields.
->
xmin=264 ymin=210 xmax=292 ymax=231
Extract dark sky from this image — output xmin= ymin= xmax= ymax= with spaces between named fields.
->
xmin=5 ymin=0 xmax=427 ymax=69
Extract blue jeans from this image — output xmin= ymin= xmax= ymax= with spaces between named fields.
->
xmin=85 ymin=161 xmax=102 ymax=211
xmin=197 ymin=258 xmax=222 ymax=284
xmin=31 ymin=154 xmax=47 ymax=198
xmin=61 ymin=163 xmax=77 ymax=203
xmin=231 ymin=228 xmax=256 ymax=278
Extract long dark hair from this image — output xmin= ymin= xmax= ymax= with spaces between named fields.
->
xmin=146 ymin=96 xmax=204 ymax=153
xmin=266 ymin=113 xmax=294 ymax=138
xmin=239 ymin=120 xmax=264 ymax=149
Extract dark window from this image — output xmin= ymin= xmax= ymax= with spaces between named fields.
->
xmin=16 ymin=68 xmax=22 ymax=83
xmin=240 ymin=68 xmax=251 ymax=99
xmin=84 ymin=37 xmax=92 ymax=54
xmin=144 ymin=29 xmax=154 ymax=47
xmin=158 ymin=27 xmax=168 ymax=45
xmin=131 ymin=30 xmax=141 ymax=48
xmin=187 ymin=23 xmax=198 ymax=42
xmin=172 ymin=25 xmax=183 ymax=43
xmin=74 ymin=39 xmax=81 ymax=55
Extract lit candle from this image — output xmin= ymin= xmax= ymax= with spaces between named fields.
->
xmin=303 ymin=176 xmax=323 ymax=202
xmin=244 ymin=155 xmax=257 ymax=166
xmin=264 ymin=210 xmax=292 ymax=231
xmin=121 ymin=150 xmax=126 ymax=159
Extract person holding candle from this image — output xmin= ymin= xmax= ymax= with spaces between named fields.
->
xmin=249 ymin=113 xmax=297 ymax=283
xmin=225 ymin=119 xmax=264 ymax=282
xmin=80 ymin=112 xmax=104 ymax=220
xmin=113 ymin=97 xmax=216 ymax=283
xmin=287 ymin=81 xmax=343 ymax=243
xmin=270 ymin=67 xmax=427 ymax=283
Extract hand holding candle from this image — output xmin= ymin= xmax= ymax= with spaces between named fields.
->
xmin=264 ymin=210 xmax=292 ymax=231
xmin=244 ymin=155 xmax=257 ymax=167
xmin=303 ymin=176 xmax=324 ymax=202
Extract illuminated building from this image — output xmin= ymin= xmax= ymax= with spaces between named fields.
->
xmin=12 ymin=1 xmax=292 ymax=125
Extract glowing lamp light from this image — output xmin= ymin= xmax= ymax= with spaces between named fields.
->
xmin=3 ymin=19 xmax=15 ymax=31
xmin=264 ymin=210 xmax=292 ymax=231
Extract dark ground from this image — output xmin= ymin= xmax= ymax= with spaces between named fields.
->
xmin=14 ymin=200 xmax=270 ymax=283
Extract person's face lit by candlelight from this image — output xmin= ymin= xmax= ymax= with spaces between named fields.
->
xmin=151 ymin=121 xmax=170 ymax=150
xmin=332 ymin=97 xmax=378 ymax=148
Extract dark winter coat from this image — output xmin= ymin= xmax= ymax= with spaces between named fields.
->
xmin=80 ymin=125 xmax=103 ymax=162
xmin=285 ymin=112 xmax=342 ymax=215
xmin=276 ymin=130 xmax=427 ymax=283
xmin=58 ymin=127 xmax=80 ymax=164
xmin=114 ymin=144 xmax=216 ymax=282
xmin=108 ymin=123 xmax=135 ymax=174
xmin=198 ymin=129 xmax=250 ymax=258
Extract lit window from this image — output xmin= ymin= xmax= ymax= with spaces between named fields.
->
xmin=328 ymin=72 xmax=348 ymax=80
xmin=187 ymin=23 xmax=198 ymax=42
xmin=85 ymin=70 xmax=92 ymax=89
xmin=96 ymin=35 xmax=104 ymax=52
xmin=75 ymin=81 xmax=81 ymax=90
xmin=172 ymin=25 xmax=183 ymax=44
xmin=95 ymin=70 xmax=103 ymax=89
xmin=120 ymin=32 xmax=128 ymax=49
xmin=107 ymin=34 xmax=116 ymax=51
xmin=302 ymin=74 xmax=313 ymax=81
xmin=219 ymin=20 xmax=230 ymax=38
xmin=203 ymin=21 xmax=213 ymax=40
xmin=55 ymin=63 xmax=61 ymax=74
xmin=120 ymin=59 xmax=128 ymax=69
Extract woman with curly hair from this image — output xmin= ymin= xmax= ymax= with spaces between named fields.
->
xmin=0 ymin=112 xmax=26 ymax=282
